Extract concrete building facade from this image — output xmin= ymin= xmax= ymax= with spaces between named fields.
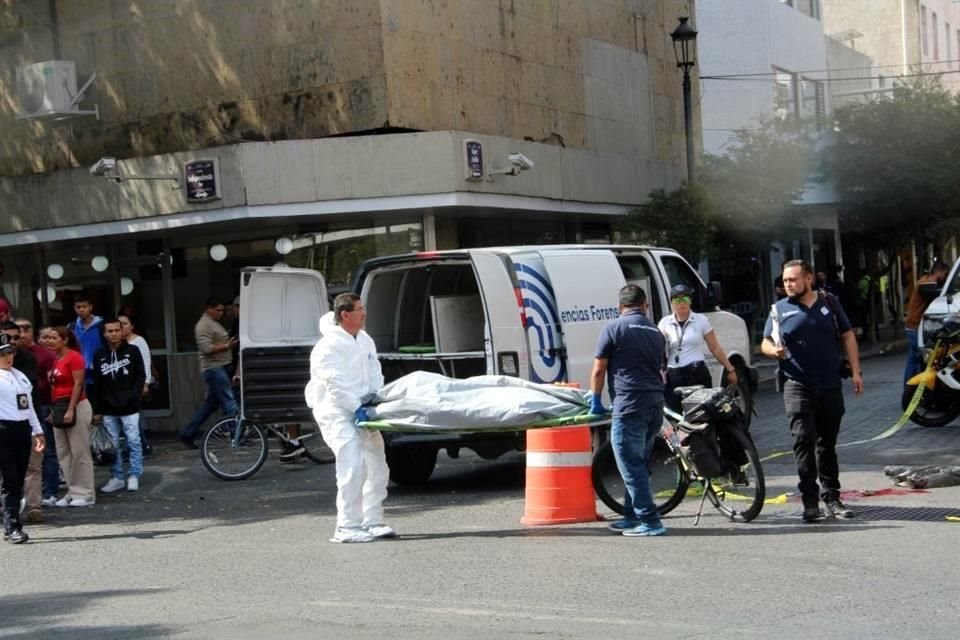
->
xmin=822 ymin=0 xmax=960 ymax=92
xmin=0 ymin=0 xmax=699 ymax=428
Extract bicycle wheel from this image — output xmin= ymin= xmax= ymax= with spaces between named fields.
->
xmin=201 ymin=418 xmax=269 ymax=480
xmin=591 ymin=436 xmax=688 ymax=517
xmin=704 ymin=426 xmax=765 ymax=522
xmin=297 ymin=423 xmax=335 ymax=464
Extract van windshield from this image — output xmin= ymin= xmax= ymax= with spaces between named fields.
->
xmin=946 ymin=265 xmax=960 ymax=296
xmin=660 ymin=255 xmax=707 ymax=312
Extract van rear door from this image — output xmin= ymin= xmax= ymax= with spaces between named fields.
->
xmin=469 ymin=251 xmax=529 ymax=377
xmin=526 ymin=249 xmax=626 ymax=391
xmin=239 ymin=267 xmax=328 ymax=422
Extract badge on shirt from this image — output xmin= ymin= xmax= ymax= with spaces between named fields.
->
xmin=16 ymin=393 xmax=28 ymax=410
xmin=820 ymin=306 xmax=830 ymax=316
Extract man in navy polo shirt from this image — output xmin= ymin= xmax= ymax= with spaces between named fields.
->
xmin=589 ymin=284 xmax=667 ymax=537
xmin=763 ymin=259 xmax=864 ymax=523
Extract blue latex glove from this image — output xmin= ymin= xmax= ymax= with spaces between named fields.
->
xmin=588 ymin=393 xmax=607 ymax=416
xmin=355 ymin=407 xmax=370 ymax=424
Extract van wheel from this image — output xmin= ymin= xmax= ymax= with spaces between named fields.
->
xmin=386 ymin=446 xmax=439 ymax=485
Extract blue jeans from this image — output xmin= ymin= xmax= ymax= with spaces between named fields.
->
xmin=103 ymin=414 xmax=143 ymax=479
xmin=38 ymin=406 xmax=59 ymax=499
xmin=904 ymin=328 xmax=924 ymax=385
xmin=182 ymin=366 xmax=238 ymax=439
xmin=611 ymin=398 xmax=664 ymax=527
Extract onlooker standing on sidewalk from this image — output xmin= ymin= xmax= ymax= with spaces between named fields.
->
xmin=589 ymin=284 xmax=668 ymax=538
xmin=0 ymin=334 xmax=46 ymax=544
xmin=13 ymin=320 xmax=57 ymax=519
xmin=180 ymin=297 xmax=238 ymax=449
xmin=0 ymin=298 xmax=11 ymax=325
xmin=47 ymin=326 xmax=95 ymax=507
xmin=762 ymin=260 xmax=863 ymax=523
xmin=903 ymin=261 xmax=949 ymax=384
xmin=68 ymin=294 xmax=104 ymax=391
xmin=117 ymin=312 xmax=154 ymax=455
xmin=90 ymin=319 xmax=146 ymax=494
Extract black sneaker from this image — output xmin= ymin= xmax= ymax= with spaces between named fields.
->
xmin=180 ymin=435 xmax=199 ymax=450
xmin=825 ymin=499 xmax=854 ymax=519
xmin=802 ymin=506 xmax=824 ymax=523
xmin=279 ymin=443 xmax=306 ymax=463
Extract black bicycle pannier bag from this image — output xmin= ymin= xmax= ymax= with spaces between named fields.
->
xmin=679 ymin=423 xmax=725 ymax=478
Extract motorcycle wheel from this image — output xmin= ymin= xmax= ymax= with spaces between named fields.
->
xmin=902 ymin=384 xmax=960 ymax=428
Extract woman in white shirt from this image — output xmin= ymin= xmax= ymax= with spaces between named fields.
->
xmin=657 ymin=284 xmax=739 ymax=413
xmin=118 ymin=313 xmax=153 ymax=455
xmin=0 ymin=336 xmax=46 ymax=544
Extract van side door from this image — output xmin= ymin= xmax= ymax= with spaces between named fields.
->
xmin=239 ymin=267 xmax=329 ymax=422
xmin=526 ymin=249 xmax=626 ymax=391
xmin=470 ymin=251 xmax=530 ymax=378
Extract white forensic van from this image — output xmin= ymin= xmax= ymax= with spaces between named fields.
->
xmin=239 ymin=245 xmax=758 ymax=484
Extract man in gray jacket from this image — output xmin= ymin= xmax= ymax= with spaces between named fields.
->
xmin=180 ymin=297 xmax=238 ymax=449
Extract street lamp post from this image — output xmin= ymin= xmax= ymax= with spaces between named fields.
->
xmin=671 ymin=16 xmax=698 ymax=185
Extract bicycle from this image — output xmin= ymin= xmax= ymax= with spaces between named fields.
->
xmin=592 ymin=386 xmax=765 ymax=523
xmin=201 ymin=417 xmax=331 ymax=480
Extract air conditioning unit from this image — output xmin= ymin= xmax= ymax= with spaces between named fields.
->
xmin=16 ymin=60 xmax=98 ymax=120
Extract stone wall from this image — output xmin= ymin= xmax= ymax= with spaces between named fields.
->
xmin=0 ymin=0 xmax=697 ymax=178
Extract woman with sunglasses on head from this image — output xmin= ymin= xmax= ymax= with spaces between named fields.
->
xmin=0 ymin=334 xmax=46 ymax=543
xmin=46 ymin=326 xmax=95 ymax=507
xmin=658 ymin=283 xmax=739 ymax=413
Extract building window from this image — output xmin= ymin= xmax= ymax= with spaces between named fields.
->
xmin=933 ymin=12 xmax=939 ymax=60
xmin=948 ymin=23 xmax=953 ymax=62
xmin=800 ymin=77 xmax=824 ymax=129
xmin=780 ymin=0 xmax=819 ymax=20
xmin=922 ymin=5 xmax=928 ymax=56
xmin=957 ymin=30 xmax=960 ymax=68
xmin=773 ymin=68 xmax=797 ymax=121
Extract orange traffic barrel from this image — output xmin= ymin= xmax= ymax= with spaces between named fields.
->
xmin=521 ymin=425 xmax=600 ymax=525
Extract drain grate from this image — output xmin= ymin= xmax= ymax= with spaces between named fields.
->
xmin=850 ymin=505 xmax=960 ymax=523
xmin=765 ymin=505 xmax=960 ymax=523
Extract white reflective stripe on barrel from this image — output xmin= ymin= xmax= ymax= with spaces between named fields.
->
xmin=526 ymin=452 xmax=593 ymax=468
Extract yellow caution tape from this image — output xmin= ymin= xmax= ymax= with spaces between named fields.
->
xmin=764 ymin=493 xmax=791 ymax=504
xmin=759 ymin=383 xmax=927 ymax=463
xmin=946 ymin=516 xmax=960 ymax=522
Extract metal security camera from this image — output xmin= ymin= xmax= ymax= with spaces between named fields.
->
xmin=90 ymin=156 xmax=117 ymax=177
xmin=508 ymin=152 xmax=534 ymax=171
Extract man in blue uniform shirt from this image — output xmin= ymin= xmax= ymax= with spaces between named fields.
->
xmin=589 ymin=284 xmax=667 ymax=537
xmin=763 ymin=260 xmax=863 ymax=523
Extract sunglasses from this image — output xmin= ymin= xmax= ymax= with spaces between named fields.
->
xmin=671 ymin=295 xmax=692 ymax=304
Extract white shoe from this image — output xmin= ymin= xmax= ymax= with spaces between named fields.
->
xmin=54 ymin=497 xmax=70 ymax=508
xmin=364 ymin=524 xmax=397 ymax=539
xmin=41 ymin=496 xmax=58 ymax=507
xmin=100 ymin=478 xmax=126 ymax=493
xmin=126 ymin=476 xmax=139 ymax=492
xmin=329 ymin=527 xmax=375 ymax=543
xmin=68 ymin=498 xmax=94 ymax=507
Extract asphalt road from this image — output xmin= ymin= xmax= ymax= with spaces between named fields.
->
xmin=2 ymin=354 xmax=959 ymax=639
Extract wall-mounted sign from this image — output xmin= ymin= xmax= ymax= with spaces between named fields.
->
xmin=184 ymin=158 xmax=221 ymax=203
xmin=464 ymin=139 xmax=484 ymax=182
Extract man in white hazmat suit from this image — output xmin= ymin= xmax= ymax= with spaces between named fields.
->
xmin=306 ymin=293 xmax=395 ymax=544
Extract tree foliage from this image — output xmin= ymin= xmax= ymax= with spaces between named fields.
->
xmin=829 ymin=76 xmax=960 ymax=249
xmin=617 ymin=183 xmax=712 ymax=264
xmin=700 ymin=117 xmax=816 ymax=250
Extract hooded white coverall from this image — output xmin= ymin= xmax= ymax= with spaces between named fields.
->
xmin=306 ymin=317 xmax=388 ymax=529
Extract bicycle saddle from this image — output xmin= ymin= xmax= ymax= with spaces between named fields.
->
xmin=674 ymin=385 xmax=707 ymax=398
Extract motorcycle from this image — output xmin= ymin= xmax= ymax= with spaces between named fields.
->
xmin=902 ymin=313 xmax=960 ymax=427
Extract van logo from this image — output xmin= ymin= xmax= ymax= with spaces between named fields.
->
xmin=515 ymin=262 xmax=566 ymax=384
